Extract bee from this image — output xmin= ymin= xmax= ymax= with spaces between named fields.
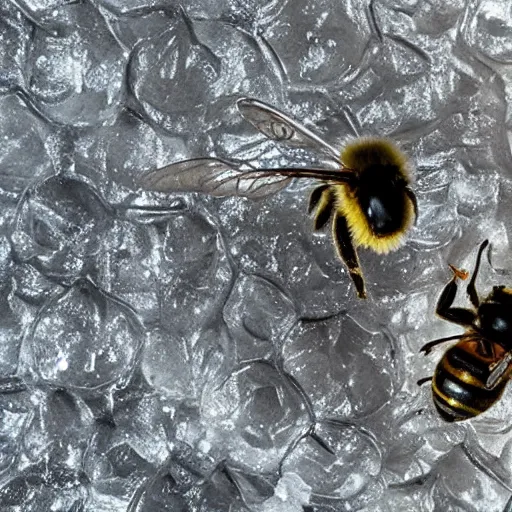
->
xmin=140 ymin=98 xmax=418 ymax=298
xmin=418 ymin=240 xmax=512 ymax=421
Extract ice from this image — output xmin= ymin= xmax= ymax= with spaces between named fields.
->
xmin=0 ymin=379 xmax=31 ymax=475
xmin=282 ymin=314 xmax=397 ymax=419
xmin=0 ymin=2 xmax=30 ymax=92
xmin=215 ymin=192 xmax=354 ymax=316
xmin=281 ymin=421 xmax=380 ymax=504
xmin=158 ymin=208 xmax=234 ymax=338
xmin=2 ymin=0 xmax=512 ymax=510
xmin=128 ymin=11 xmax=281 ymax=138
xmin=259 ymin=472 xmax=311 ymax=512
xmin=0 ymin=95 xmax=53 ymax=195
xmin=431 ymin=445 xmax=510 ymax=511
xmin=194 ymin=464 xmax=249 ymax=511
xmin=11 ymin=174 xmax=113 ymax=285
xmin=186 ymin=0 xmax=288 ymax=28
xmin=462 ymin=0 xmax=512 ymax=63
xmin=201 ymin=362 xmax=309 ymax=472
xmin=75 ymin=109 xmax=188 ymax=191
xmin=264 ymin=0 xmax=372 ymax=85
xmin=25 ymin=2 xmax=125 ymax=126
xmin=223 ymin=273 xmax=296 ymax=361
xmin=24 ymin=278 xmax=144 ymax=390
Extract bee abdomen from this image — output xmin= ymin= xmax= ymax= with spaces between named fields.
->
xmin=432 ymin=345 xmax=506 ymax=422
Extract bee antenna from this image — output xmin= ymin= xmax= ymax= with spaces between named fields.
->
xmin=485 ymin=240 xmax=493 ymax=268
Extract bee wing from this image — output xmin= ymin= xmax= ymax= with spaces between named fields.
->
xmin=237 ymin=98 xmax=340 ymax=164
xmin=486 ymin=352 xmax=512 ymax=389
xmin=140 ymin=158 xmax=353 ymax=199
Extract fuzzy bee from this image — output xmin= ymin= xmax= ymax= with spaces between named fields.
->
xmin=419 ymin=240 xmax=512 ymax=421
xmin=140 ymin=98 xmax=417 ymax=298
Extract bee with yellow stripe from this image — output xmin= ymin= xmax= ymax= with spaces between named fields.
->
xmin=140 ymin=98 xmax=417 ymax=298
xmin=419 ymin=240 xmax=512 ymax=421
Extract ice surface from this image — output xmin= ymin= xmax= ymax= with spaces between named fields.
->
xmin=2 ymin=0 xmax=512 ymax=510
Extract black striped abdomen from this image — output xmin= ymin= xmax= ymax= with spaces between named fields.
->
xmin=432 ymin=340 xmax=507 ymax=422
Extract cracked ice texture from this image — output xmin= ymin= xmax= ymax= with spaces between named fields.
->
xmin=1 ymin=0 xmax=512 ymax=511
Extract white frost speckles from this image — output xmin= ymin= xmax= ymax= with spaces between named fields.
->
xmin=56 ymin=352 xmax=68 ymax=372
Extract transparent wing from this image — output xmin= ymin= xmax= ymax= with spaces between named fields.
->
xmin=486 ymin=352 xmax=512 ymax=389
xmin=139 ymin=157 xmax=353 ymax=199
xmin=237 ymin=98 xmax=341 ymax=163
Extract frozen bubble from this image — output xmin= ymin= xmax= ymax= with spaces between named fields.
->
xmin=432 ymin=445 xmax=511 ymax=511
xmin=11 ymin=0 xmax=69 ymax=21
xmin=193 ymin=463 xmax=249 ymax=512
xmin=23 ymin=388 xmax=94 ymax=464
xmin=104 ymin=379 xmax=177 ymax=469
xmin=82 ymin=109 xmax=188 ymax=191
xmin=223 ymin=273 xmax=296 ymax=361
xmin=25 ymin=2 xmax=125 ymax=126
xmin=127 ymin=459 xmax=202 ymax=512
xmin=187 ymin=0 xmax=289 ymax=28
xmin=11 ymin=175 xmax=113 ymax=285
xmin=142 ymin=328 xmax=194 ymax=401
xmin=358 ymin=485 xmax=434 ymax=512
xmin=105 ymin=443 xmax=153 ymax=479
xmin=409 ymin=187 xmax=460 ymax=250
xmin=11 ymin=262 xmax=64 ymax=308
xmin=0 ymin=2 xmax=30 ymax=92
xmin=223 ymin=467 xmax=276 ymax=509
xmin=143 ymin=322 xmax=235 ymax=405
xmin=281 ymin=421 xmax=381 ymax=504
xmin=259 ymin=472 xmax=311 ymax=512
xmin=159 ymin=209 xmax=234 ymax=337
xmin=450 ymin=171 xmax=500 ymax=218
xmin=282 ymin=314 xmax=397 ymax=419
xmin=0 ymin=461 xmax=88 ymax=511
xmin=379 ymin=405 xmax=466 ymax=487
xmin=413 ymin=0 xmax=466 ymax=36
xmin=462 ymin=0 xmax=512 ymax=63
xmin=83 ymin=418 xmax=160 ymax=511
xmin=94 ymin=219 xmax=163 ymax=323
xmin=129 ymin=12 xmax=281 ymax=137
xmin=360 ymin=245 xmax=427 ymax=301
xmin=0 ymin=282 xmax=29 ymax=376
xmin=26 ymin=278 xmax=144 ymax=390
xmin=0 ymin=381 xmax=31 ymax=476
xmin=216 ymin=193 xmax=353 ymax=317
xmin=1 ymin=0 xmax=512 ymax=508
xmin=97 ymin=0 xmax=171 ymax=15
xmin=264 ymin=0 xmax=372 ymax=85
xmin=201 ymin=361 xmax=309 ymax=472
xmin=0 ymin=95 xmax=53 ymax=195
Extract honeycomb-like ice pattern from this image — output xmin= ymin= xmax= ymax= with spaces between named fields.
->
xmin=1 ymin=0 xmax=512 ymax=510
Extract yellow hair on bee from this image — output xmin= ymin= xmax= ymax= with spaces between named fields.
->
xmin=334 ymin=137 xmax=415 ymax=254
xmin=341 ymin=137 xmax=412 ymax=181
xmin=333 ymin=184 xmax=414 ymax=254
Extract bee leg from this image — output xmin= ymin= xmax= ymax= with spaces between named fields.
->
xmin=436 ymin=265 xmax=476 ymax=326
xmin=419 ymin=334 xmax=464 ymax=355
xmin=308 ymin=184 xmax=329 ymax=214
xmin=417 ymin=376 xmax=432 ymax=386
xmin=405 ymin=187 xmax=418 ymax=225
xmin=466 ymin=240 xmax=489 ymax=308
xmin=332 ymin=212 xmax=367 ymax=299
xmin=310 ymin=186 xmax=335 ymax=231
xmin=479 ymin=339 xmax=495 ymax=359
